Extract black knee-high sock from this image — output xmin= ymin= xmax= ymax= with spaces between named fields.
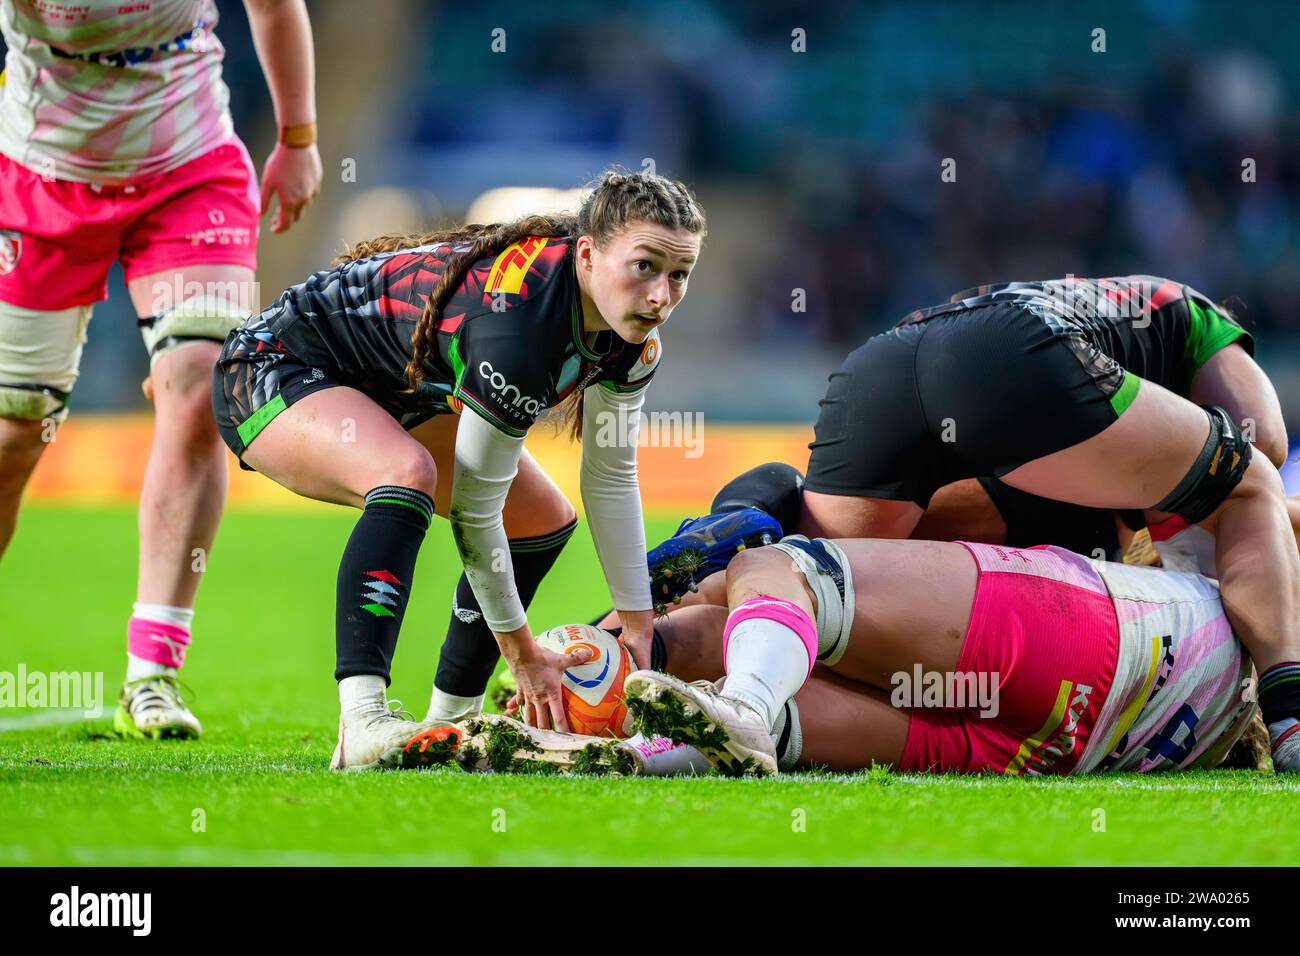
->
xmin=709 ymin=461 xmax=805 ymax=531
xmin=1258 ymin=662 xmax=1300 ymax=728
xmin=433 ymin=518 xmax=578 ymax=697
xmin=334 ymin=486 xmax=434 ymax=683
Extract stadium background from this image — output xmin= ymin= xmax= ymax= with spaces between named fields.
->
xmin=10 ymin=0 xmax=1300 ymax=508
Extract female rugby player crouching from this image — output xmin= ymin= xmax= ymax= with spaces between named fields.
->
xmin=211 ymin=170 xmax=705 ymax=769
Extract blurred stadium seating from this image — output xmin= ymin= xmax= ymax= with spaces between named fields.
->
xmin=7 ymin=0 xmax=1300 ymax=502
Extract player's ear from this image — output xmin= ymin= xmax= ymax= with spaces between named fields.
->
xmin=574 ymin=234 xmax=596 ymax=273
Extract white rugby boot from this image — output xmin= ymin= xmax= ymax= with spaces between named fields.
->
xmin=455 ymin=713 xmax=644 ymax=776
xmin=1269 ymin=718 xmax=1300 ymax=773
xmin=623 ymin=669 xmax=777 ymax=776
xmin=330 ymin=702 xmax=462 ymax=771
xmin=114 ymin=675 xmax=202 ymax=740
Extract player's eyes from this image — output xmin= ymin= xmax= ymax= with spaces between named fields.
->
xmin=634 ymin=260 xmax=654 ymax=274
xmin=671 ymin=271 xmax=689 ymax=282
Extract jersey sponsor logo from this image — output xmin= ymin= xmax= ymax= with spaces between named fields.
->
xmin=478 ymin=361 xmax=544 ymax=417
xmin=47 ymin=21 xmax=208 ymax=68
xmin=0 ymin=230 xmax=20 ymax=275
xmin=1005 ymin=678 xmax=1094 ymax=775
xmin=484 ymin=237 xmax=549 ymax=296
xmin=625 ymin=329 xmax=661 ymax=384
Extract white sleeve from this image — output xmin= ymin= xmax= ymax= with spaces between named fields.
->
xmin=450 ymin=408 xmax=528 ymax=632
xmin=581 ymin=381 xmax=652 ymax=612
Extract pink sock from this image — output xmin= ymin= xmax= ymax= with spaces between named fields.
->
xmin=720 ymin=596 xmax=818 ymax=731
xmin=128 ymin=616 xmax=192 ymax=670
xmin=723 ymin=596 xmax=819 ymax=677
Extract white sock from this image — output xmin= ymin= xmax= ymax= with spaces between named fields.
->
xmin=133 ymin=602 xmax=195 ymax=628
xmin=720 ymin=618 xmax=810 ymax=732
xmin=126 ymin=603 xmax=194 ymax=681
xmin=339 ymin=675 xmax=388 ymax=719
xmin=427 ymin=687 xmax=484 ymax=722
xmin=126 ymin=658 xmax=175 ymax=681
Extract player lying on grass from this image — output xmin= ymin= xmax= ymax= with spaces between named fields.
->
xmin=470 ymin=528 xmax=1261 ymax=777
xmin=469 ymin=453 xmax=1273 ymax=775
xmin=622 ymin=533 xmax=1258 ymax=776
xmin=211 ymin=169 xmax=706 ymax=769
xmin=640 ymin=275 xmax=1300 ymax=772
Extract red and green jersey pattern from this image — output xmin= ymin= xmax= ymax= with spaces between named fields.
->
xmin=897 ymin=275 xmax=1253 ymax=396
xmin=257 ymin=236 xmax=662 ymax=436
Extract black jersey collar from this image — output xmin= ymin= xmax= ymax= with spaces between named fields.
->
xmin=570 ymin=258 xmax=613 ymax=360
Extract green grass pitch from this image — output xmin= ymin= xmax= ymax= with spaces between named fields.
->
xmin=2 ymin=505 xmax=1298 ymax=866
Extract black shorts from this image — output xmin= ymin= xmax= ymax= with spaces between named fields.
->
xmin=211 ymin=315 xmax=437 ymax=466
xmin=976 ymin=477 xmax=1136 ymax=561
xmin=804 ymin=301 xmax=1135 ymax=507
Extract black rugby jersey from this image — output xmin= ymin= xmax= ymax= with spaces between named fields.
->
xmin=256 ymin=236 xmax=661 ymax=436
xmin=897 ymin=276 xmax=1252 ymax=395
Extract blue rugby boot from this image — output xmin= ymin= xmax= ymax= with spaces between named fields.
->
xmin=646 ymin=506 xmax=782 ymax=613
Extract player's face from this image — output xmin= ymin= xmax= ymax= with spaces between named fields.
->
xmin=579 ymin=223 xmax=701 ymax=344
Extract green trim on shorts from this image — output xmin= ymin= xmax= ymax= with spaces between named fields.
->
xmin=1185 ymin=298 xmax=1248 ymax=384
xmin=1109 ymin=370 xmax=1140 ymax=417
xmin=236 ymin=392 xmax=288 ymax=447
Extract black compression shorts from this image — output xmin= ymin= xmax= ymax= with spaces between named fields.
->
xmin=805 ymin=301 xmax=1137 ymax=507
xmin=211 ymin=313 xmax=438 ymax=467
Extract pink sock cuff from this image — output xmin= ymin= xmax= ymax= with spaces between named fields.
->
xmin=128 ymin=616 xmax=192 ymax=669
xmin=723 ymin=596 xmax=818 ymax=677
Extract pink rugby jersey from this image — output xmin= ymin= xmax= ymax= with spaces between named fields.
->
xmin=0 ymin=0 xmax=233 ymax=183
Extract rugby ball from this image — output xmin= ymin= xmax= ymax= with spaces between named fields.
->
xmin=535 ymin=623 xmax=634 ymax=737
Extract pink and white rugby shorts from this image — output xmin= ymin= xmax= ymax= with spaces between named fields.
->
xmin=0 ymin=138 xmax=258 ymax=310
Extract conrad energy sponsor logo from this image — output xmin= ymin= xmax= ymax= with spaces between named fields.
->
xmin=478 ymin=361 xmax=544 ymax=417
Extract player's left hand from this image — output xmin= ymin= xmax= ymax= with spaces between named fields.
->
xmin=260 ymin=143 xmax=323 ymax=234
xmin=615 ymin=608 xmax=655 ymax=670
xmin=618 ymin=627 xmax=653 ymax=671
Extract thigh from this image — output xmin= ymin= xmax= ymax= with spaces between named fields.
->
xmin=237 ymin=384 xmax=432 ymax=508
xmin=911 ymin=478 xmax=1007 ymax=545
xmin=1000 ymin=375 xmax=1210 ymax=510
xmin=792 ymin=669 xmax=911 ymax=771
xmin=831 ymin=538 xmax=978 ymax=687
xmin=898 ymin=543 xmax=1121 ymax=775
xmin=797 ymin=489 xmax=922 ymax=540
xmin=408 ymin=413 xmax=575 ymax=532
xmin=127 ymin=263 xmax=257 ymax=320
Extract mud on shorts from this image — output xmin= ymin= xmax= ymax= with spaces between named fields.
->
xmin=804 ymin=301 xmax=1142 ymax=508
